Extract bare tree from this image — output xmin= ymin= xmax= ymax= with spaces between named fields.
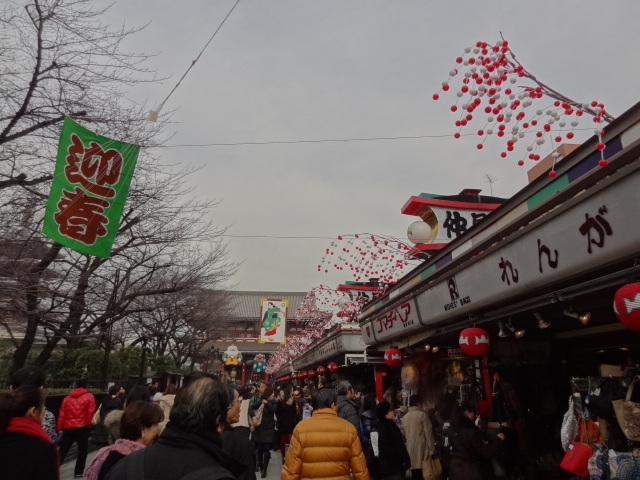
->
xmin=0 ymin=0 xmax=237 ymax=373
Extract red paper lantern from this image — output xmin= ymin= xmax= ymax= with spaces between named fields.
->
xmin=291 ymin=372 xmax=298 ymax=379
xmin=327 ymin=362 xmax=339 ymax=373
xmin=316 ymin=365 xmax=326 ymax=375
xmin=308 ymin=369 xmax=316 ymax=377
xmin=614 ymin=282 xmax=640 ymax=331
xmin=384 ymin=347 xmax=403 ymax=367
xmin=459 ymin=327 xmax=490 ymax=356
xmin=299 ymin=370 xmax=308 ymax=378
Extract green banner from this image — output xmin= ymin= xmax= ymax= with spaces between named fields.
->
xmin=43 ymin=117 xmax=140 ymax=257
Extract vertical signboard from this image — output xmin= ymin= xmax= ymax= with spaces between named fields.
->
xmin=259 ymin=298 xmax=287 ymax=344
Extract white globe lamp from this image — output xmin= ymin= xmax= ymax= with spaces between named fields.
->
xmin=407 ymin=220 xmax=431 ymax=244
xmin=337 ymin=296 xmax=352 ymax=310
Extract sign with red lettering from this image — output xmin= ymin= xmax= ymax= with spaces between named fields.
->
xmin=43 ymin=117 xmax=140 ymax=257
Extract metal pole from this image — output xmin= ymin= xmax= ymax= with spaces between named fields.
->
xmin=101 ymin=269 xmax=120 ymax=391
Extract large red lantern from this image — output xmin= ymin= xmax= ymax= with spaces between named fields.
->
xmin=299 ymin=370 xmax=308 ymax=378
xmin=308 ymin=369 xmax=316 ymax=377
xmin=291 ymin=372 xmax=298 ymax=379
xmin=614 ymin=283 xmax=640 ymax=331
xmin=459 ymin=327 xmax=490 ymax=356
xmin=384 ymin=347 xmax=403 ymax=367
xmin=327 ymin=362 xmax=339 ymax=373
xmin=316 ymin=365 xmax=326 ymax=375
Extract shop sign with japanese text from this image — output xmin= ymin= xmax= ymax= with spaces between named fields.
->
xmin=413 ymin=166 xmax=640 ymax=327
xmin=362 ymin=298 xmax=422 ymax=344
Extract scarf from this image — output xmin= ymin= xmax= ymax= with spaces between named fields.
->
xmin=7 ymin=416 xmax=53 ymax=444
xmin=84 ymin=438 xmax=145 ymax=480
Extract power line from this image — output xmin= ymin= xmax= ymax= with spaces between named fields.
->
xmin=160 ymin=128 xmax=594 ymax=148
xmin=222 ymin=234 xmax=334 ymax=239
xmin=154 ymin=0 xmax=241 ymax=115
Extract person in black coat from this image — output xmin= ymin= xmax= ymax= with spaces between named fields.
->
xmin=275 ymin=386 xmax=298 ymax=463
xmin=220 ymin=384 xmax=256 ymax=480
xmin=0 ymin=385 xmax=58 ymax=480
xmin=249 ymin=385 xmax=278 ymax=478
xmin=376 ymin=400 xmax=410 ymax=480
xmin=106 ymin=377 xmax=245 ymax=480
xmin=448 ymin=402 xmax=505 ymax=480
xmin=360 ymin=393 xmax=380 ymax=480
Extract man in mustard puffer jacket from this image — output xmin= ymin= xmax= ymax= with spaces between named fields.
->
xmin=282 ymin=388 xmax=369 ymax=480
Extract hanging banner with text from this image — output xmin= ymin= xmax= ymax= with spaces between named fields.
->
xmin=259 ymin=298 xmax=288 ymax=344
xmin=43 ymin=117 xmax=140 ymax=257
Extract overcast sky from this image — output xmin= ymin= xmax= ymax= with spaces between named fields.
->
xmin=101 ymin=0 xmax=640 ymax=293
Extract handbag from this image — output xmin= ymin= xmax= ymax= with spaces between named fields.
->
xmin=622 ymin=379 xmax=640 ymax=439
xmin=422 ymin=457 xmax=442 ymax=480
xmin=588 ymin=443 xmax=609 ymax=480
xmin=561 ymin=395 xmax=578 ymax=451
xmin=608 ymin=448 xmax=640 ymax=480
xmin=587 ymin=377 xmax=626 ymax=419
xmin=612 ymin=400 xmax=640 ymax=442
xmin=91 ymin=407 xmax=101 ymax=426
xmin=253 ymin=402 xmax=265 ymax=426
xmin=560 ymin=418 xmax=592 ymax=478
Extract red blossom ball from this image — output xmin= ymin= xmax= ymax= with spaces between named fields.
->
xmin=433 ymin=94 xmax=440 ymax=100
xmin=596 ymin=142 xmax=606 ymax=150
xmin=548 ymin=170 xmax=557 ymax=178
xmin=599 ymin=159 xmax=608 ymax=166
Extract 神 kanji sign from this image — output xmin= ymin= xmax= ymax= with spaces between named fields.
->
xmin=43 ymin=117 xmax=140 ymax=257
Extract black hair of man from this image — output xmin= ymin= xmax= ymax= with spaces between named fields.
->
xmin=10 ymin=366 xmax=46 ymax=389
xmin=409 ymin=394 xmax=422 ymax=407
xmin=313 ymin=388 xmax=337 ymax=410
xmin=76 ymin=378 xmax=87 ymax=389
xmin=336 ymin=380 xmax=352 ymax=396
xmin=169 ymin=376 xmax=227 ymax=433
xmin=108 ymin=385 xmax=119 ymax=396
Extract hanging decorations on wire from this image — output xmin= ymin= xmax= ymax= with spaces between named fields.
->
xmin=433 ymin=37 xmax=614 ymax=176
xmin=317 ymin=233 xmax=421 ymax=285
xmin=327 ymin=362 xmax=339 ymax=373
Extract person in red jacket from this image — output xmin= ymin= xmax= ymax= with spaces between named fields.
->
xmin=57 ymin=378 xmax=96 ymax=478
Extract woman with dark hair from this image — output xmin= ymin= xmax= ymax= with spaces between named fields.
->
xmin=375 ymin=400 xmax=410 ymax=480
xmin=0 ymin=385 xmax=58 ymax=480
xmin=85 ymin=401 xmax=164 ymax=480
xmin=104 ymin=385 xmax=151 ymax=445
xmin=448 ymin=402 xmax=505 ymax=480
xmin=221 ymin=384 xmax=256 ymax=480
xmin=249 ymin=384 xmax=278 ymax=478
xmin=276 ymin=386 xmax=298 ymax=464
xmin=105 ymin=377 xmax=244 ymax=480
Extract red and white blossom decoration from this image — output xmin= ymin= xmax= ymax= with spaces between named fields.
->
xmin=317 ymin=233 xmax=421 ymax=285
xmin=434 ymin=38 xmax=614 ymax=176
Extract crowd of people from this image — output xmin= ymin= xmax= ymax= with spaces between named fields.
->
xmin=0 ymin=369 xmax=506 ymax=480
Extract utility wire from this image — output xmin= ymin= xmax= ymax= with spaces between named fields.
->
xmin=154 ymin=0 xmax=241 ymax=114
xmin=161 ymin=128 xmax=595 ymax=148
xmin=222 ymin=234 xmax=334 ymax=239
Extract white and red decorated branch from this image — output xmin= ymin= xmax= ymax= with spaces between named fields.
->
xmin=434 ymin=39 xmax=613 ymax=176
